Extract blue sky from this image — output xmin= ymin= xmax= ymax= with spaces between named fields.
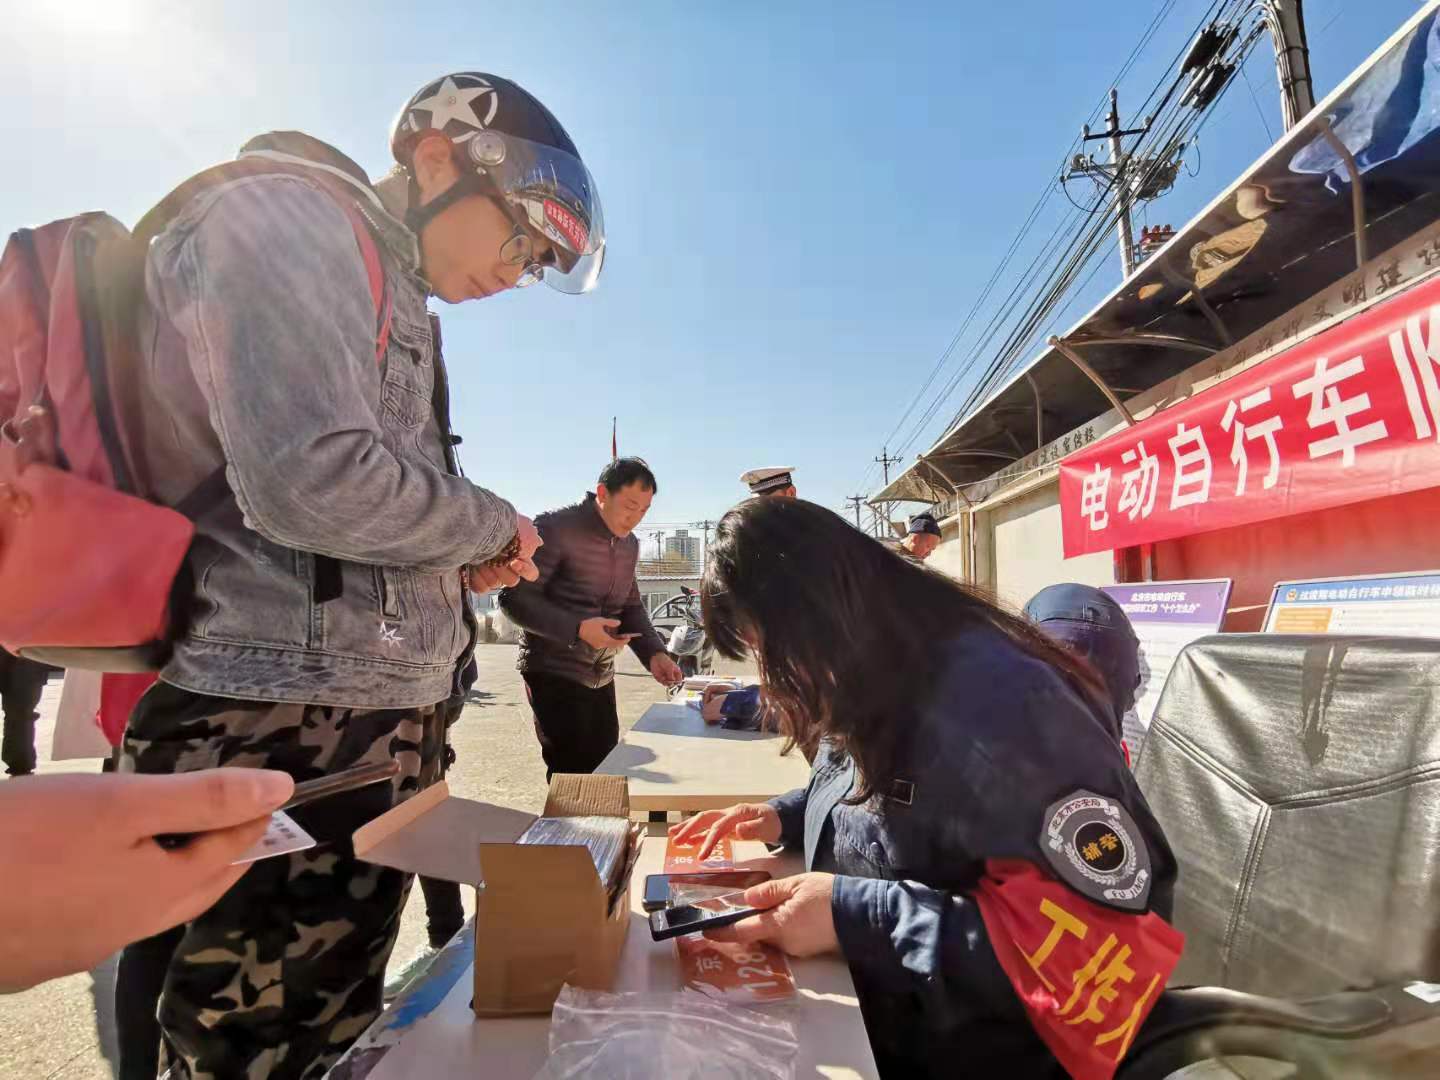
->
xmin=2 ymin=0 xmax=1422 ymax=540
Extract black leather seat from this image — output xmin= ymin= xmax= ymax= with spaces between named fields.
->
xmin=1133 ymin=634 xmax=1440 ymax=997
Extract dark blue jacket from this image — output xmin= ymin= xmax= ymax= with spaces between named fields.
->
xmin=718 ymin=684 xmax=764 ymax=730
xmin=768 ymin=624 xmax=1177 ymax=1077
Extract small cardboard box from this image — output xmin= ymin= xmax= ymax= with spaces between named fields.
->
xmin=353 ymin=773 xmax=636 ymax=1016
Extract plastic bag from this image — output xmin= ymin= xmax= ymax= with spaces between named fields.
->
xmin=517 ymin=815 xmax=632 ymax=893
xmin=533 ymin=985 xmax=800 ymax=1080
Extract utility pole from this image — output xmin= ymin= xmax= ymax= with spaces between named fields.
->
xmin=874 ymin=446 xmax=902 ymax=486
xmin=1105 ymin=90 xmax=1136 ymax=279
xmin=1066 ymin=89 xmax=1172 ymax=279
xmin=650 ymin=530 xmax=665 ymax=562
xmin=694 ymin=519 xmax=715 ymax=573
xmin=1261 ymin=0 xmax=1314 ymax=130
xmin=844 ymin=496 xmax=866 ymax=530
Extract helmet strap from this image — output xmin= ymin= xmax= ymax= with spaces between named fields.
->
xmin=404 ymin=170 xmax=492 ymax=235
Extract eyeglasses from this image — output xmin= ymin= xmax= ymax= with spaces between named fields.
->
xmin=497 ymin=213 xmax=558 ymax=289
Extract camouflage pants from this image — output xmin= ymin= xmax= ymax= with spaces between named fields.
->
xmin=122 ymin=681 xmax=445 ymax=1080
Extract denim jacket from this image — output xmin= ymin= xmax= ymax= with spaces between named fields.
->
xmin=135 ymin=136 xmax=516 ymax=708
xmin=769 ymin=625 xmax=1177 ymax=1077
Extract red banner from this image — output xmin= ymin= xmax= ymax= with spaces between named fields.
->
xmin=974 ymin=860 xmax=1184 ymax=1080
xmin=1060 ymin=275 xmax=1440 ymax=557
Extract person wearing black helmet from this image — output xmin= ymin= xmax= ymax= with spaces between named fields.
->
xmin=900 ymin=511 xmax=943 ymax=562
xmin=113 ymin=72 xmax=601 ymax=1079
xmin=1023 ymin=583 xmax=1142 ymax=756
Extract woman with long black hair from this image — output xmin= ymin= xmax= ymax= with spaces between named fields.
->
xmin=672 ymin=498 xmax=1181 ymax=1079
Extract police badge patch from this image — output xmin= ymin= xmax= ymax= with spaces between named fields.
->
xmin=1039 ymin=790 xmax=1152 ymax=912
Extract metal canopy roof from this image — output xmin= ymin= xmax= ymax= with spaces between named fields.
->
xmin=875 ymin=3 xmax=1440 ymax=504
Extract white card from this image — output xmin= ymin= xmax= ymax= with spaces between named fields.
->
xmin=231 ymin=810 xmax=317 ymax=865
xmin=1404 ymin=981 xmax=1440 ymax=1004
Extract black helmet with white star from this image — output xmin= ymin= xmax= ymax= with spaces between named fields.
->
xmin=390 ymin=72 xmax=605 ymax=294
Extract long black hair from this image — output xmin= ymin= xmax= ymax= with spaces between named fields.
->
xmin=701 ymin=498 xmax=1105 ymax=802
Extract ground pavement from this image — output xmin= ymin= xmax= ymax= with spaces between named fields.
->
xmin=0 ymin=644 xmax=756 ymax=1079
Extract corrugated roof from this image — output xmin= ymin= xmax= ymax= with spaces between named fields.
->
xmin=636 ymin=557 xmax=700 ymax=579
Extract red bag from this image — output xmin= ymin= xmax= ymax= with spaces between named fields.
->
xmin=0 ymin=165 xmax=390 ymax=671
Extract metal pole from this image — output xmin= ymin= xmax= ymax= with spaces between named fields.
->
xmin=1108 ymin=89 xmax=1135 ymax=279
xmin=1048 ymin=335 xmax=1138 ymax=426
xmin=1262 ymin=0 xmax=1316 ymax=130
xmin=1319 ymin=118 xmax=1368 ymax=270
xmin=1024 ymin=373 xmax=1044 ymax=452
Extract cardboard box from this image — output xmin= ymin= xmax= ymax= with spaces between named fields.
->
xmin=353 ymin=773 xmax=638 ymax=1015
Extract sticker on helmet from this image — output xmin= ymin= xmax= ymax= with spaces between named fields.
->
xmin=1039 ymin=790 xmax=1152 ymax=912
xmin=544 ymin=199 xmax=589 ymax=254
xmin=409 ymin=74 xmax=498 ymax=135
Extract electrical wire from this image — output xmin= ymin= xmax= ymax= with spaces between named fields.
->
xmin=856 ymin=0 xmax=1206 ymax=495
xmin=864 ymin=0 xmax=1249 ymax=478
xmin=940 ymin=15 xmax=1267 ymax=427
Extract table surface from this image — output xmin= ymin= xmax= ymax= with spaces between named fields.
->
xmin=329 ymin=843 xmax=877 ymax=1079
xmin=595 ymin=701 xmax=812 ymax=811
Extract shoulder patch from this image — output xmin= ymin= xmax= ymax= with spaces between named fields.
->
xmin=1039 ymin=789 xmax=1152 ymax=912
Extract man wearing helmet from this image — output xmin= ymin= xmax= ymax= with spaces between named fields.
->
xmin=117 ymin=72 xmax=602 ymax=1079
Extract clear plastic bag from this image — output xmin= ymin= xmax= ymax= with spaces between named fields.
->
xmin=533 ymin=985 xmax=800 ymax=1080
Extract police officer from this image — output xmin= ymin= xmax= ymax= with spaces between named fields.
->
xmin=740 ymin=466 xmax=797 ymax=499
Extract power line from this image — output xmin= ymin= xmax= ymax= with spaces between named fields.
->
xmin=940 ymin=10 xmax=1267 ymax=428
xmin=854 ymin=0 xmax=1195 ymax=497
xmin=1239 ymin=56 xmax=1276 ymax=143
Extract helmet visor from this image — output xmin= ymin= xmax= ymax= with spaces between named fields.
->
xmin=461 ymin=131 xmax=605 ymax=294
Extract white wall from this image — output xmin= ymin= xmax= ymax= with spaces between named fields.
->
xmin=980 ymin=480 xmax=1114 ymax=608
xmin=927 ymin=524 xmax=968 ymax=581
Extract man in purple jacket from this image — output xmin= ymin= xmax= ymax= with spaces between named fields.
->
xmin=501 ymin=458 xmax=685 ymax=777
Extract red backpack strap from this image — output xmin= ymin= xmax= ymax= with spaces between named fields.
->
xmin=332 ymin=201 xmax=391 ymax=366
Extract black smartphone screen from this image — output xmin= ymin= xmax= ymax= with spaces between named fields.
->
xmin=648 ymin=892 xmax=760 ymax=940
xmin=641 ymin=871 xmax=770 ymax=912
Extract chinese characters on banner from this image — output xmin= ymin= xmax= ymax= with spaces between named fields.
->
xmin=974 ymin=860 xmax=1184 ymax=1080
xmin=1060 ymin=276 xmax=1440 ymax=557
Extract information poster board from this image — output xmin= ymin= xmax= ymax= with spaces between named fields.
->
xmin=1264 ymin=571 xmax=1440 ymax=636
xmin=1101 ymin=579 xmax=1232 ymax=761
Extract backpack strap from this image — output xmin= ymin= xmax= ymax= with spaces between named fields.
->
xmin=333 ymin=201 xmax=391 ymax=365
xmin=136 ymin=159 xmax=392 ymax=365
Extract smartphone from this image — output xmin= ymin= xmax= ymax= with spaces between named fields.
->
xmin=153 ymin=760 xmax=401 ymax=850
xmin=648 ymin=891 xmax=762 ymax=941
xmin=642 ymin=870 xmax=771 ymax=912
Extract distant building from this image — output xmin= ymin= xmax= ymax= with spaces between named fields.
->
xmin=664 ymin=529 xmax=700 ymax=571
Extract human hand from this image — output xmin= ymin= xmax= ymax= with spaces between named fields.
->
xmin=649 ymin=653 xmax=684 ymax=688
xmin=701 ymin=683 xmax=737 ymax=724
xmin=0 ymin=768 xmax=294 ymax=993
xmin=703 ymin=873 xmax=839 ymax=958
xmin=579 ymin=617 xmax=630 ymax=650
xmin=466 ymin=515 xmax=543 ymax=592
xmin=670 ymin=801 xmax=781 ymax=861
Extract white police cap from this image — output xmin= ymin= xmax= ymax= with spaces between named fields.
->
xmin=740 ymin=467 xmax=796 ymax=495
